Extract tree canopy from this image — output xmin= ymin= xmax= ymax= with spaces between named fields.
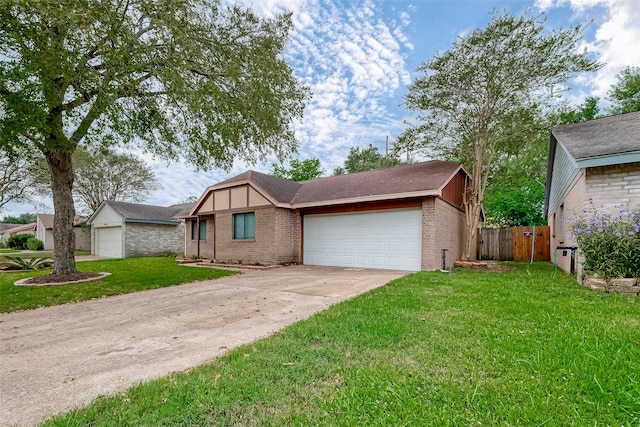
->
xmin=607 ymin=66 xmax=640 ymax=114
xmin=334 ymin=144 xmax=402 ymax=175
xmin=271 ymin=158 xmax=324 ymax=182
xmin=0 ymin=150 xmax=47 ymax=212
xmin=399 ymin=11 xmax=599 ymax=260
xmin=71 ymin=148 xmax=160 ymax=213
xmin=1 ymin=213 xmax=37 ymax=224
xmin=0 ymin=0 xmax=309 ymax=274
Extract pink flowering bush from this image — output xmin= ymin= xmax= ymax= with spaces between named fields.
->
xmin=567 ymin=202 xmax=640 ymax=278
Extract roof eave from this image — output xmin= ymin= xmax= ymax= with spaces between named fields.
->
xmin=576 ymin=151 xmax=640 ymax=168
xmin=292 ymin=190 xmax=441 ymax=209
xmin=124 ymin=218 xmax=181 ymax=225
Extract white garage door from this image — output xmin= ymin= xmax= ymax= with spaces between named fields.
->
xmin=96 ymin=226 xmax=122 ymax=258
xmin=304 ymin=209 xmax=422 ymax=271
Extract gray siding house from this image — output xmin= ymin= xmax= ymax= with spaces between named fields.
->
xmin=88 ymin=201 xmax=193 ymax=258
xmin=544 ymin=111 xmax=640 ymax=279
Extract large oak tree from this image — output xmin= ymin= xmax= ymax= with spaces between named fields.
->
xmin=1 ymin=0 xmax=309 ymax=275
xmin=399 ymin=11 xmax=599 ymax=260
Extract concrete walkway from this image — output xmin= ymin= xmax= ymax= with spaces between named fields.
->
xmin=0 ymin=265 xmax=407 ymax=427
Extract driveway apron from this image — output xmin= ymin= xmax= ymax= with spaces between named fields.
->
xmin=0 ymin=265 xmax=406 ymax=427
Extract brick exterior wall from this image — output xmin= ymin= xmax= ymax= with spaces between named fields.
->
xmin=123 ymin=222 xmax=185 ymax=257
xmin=434 ymin=198 xmax=466 ymax=269
xmin=548 ymin=162 xmax=640 ymax=280
xmin=421 ymin=198 xmax=465 ymax=270
xmin=585 ymin=162 xmax=640 ymax=209
xmin=213 ymin=207 xmax=300 ymax=265
xmin=274 ymin=208 xmax=301 ymax=264
xmin=73 ymin=227 xmax=91 ymax=251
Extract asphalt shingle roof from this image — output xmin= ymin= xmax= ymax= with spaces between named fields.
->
xmin=207 ymin=160 xmax=462 ymax=208
xmin=551 ymin=111 xmax=640 ymax=160
xmin=106 ymin=201 xmax=194 ymax=222
xmin=292 ymin=160 xmax=460 ymax=204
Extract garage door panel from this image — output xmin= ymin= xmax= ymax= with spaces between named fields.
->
xmin=96 ymin=226 xmax=122 ymax=258
xmin=304 ymin=209 xmax=421 ymax=271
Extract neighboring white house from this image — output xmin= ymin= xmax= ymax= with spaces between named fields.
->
xmin=35 ymin=214 xmax=90 ymax=250
xmin=544 ymin=111 xmax=640 ymax=280
xmin=88 ymin=201 xmax=193 ymax=258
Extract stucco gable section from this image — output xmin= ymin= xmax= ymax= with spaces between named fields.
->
xmin=192 ymin=182 xmax=275 ymax=215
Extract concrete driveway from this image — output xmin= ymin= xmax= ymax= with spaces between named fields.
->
xmin=0 ymin=265 xmax=407 ymax=427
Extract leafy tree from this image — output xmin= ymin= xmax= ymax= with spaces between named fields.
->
xmin=334 ymin=144 xmax=402 ymax=175
xmin=557 ymin=96 xmax=600 ymax=124
xmin=1 ymin=213 xmax=37 ymax=224
xmin=71 ymin=148 xmax=160 ymax=213
xmin=483 ymin=112 xmax=549 ymax=227
xmin=0 ymin=150 xmax=48 ymax=212
xmin=1 ymin=0 xmax=309 ymax=275
xmin=271 ymin=158 xmax=324 ymax=181
xmin=399 ymin=11 xmax=599 ymax=260
xmin=607 ymin=66 xmax=640 ymax=114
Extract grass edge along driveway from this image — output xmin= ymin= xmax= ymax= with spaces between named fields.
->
xmin=0 ymin=257 xmax=236 ymax=313
xmin=43 ymin=263 xmax=640 ymax=426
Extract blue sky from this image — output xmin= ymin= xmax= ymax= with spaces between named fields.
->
xmin=5 ymin=0 xmax=640 ymax=217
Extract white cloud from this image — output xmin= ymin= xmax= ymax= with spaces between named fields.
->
xmin=536 ymin=0 xmax=640 ymax=100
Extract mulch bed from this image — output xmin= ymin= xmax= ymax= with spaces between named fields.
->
xmin=22 ymin=272 xmax=104 ymax=285
xmin=454 ymin=260 xmax=517 ymax=272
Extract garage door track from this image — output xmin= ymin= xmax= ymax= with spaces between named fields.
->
xmin=0 ymin=265 xmax=406 ymax=427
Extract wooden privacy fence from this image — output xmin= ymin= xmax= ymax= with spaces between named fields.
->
xmin=479 ymin=226 xmax=550 ymax=262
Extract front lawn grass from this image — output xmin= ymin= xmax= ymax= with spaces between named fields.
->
xmin=0 ymin=257 xmax=236 ymax=313
xmin=43 ymin=263 xmax=640 ymax=426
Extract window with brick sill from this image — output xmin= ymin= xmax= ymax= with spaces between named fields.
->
xmin=233 ymin=212 xmax=255 ymax=240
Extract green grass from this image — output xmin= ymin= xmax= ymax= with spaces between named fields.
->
xmin=0 ymin=257 xmax=236 ymax=313
xmin=41 ymin=263 xmax=640 ymax=426
xmin=0 ymin=248 xmax=19 ymax=253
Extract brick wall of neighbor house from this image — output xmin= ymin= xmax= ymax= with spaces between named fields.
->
xmin=123 ymin=222 xmax=185 ymax=257
xmin=73 ymin=227 xmax=91 ymax=251
xmin=184 ymin=216 xmax=215 ymax=259
xmin=549 ymin=169 xmax=586 ymax=277
xmin=434 ymin=198 xmax=466 ymax=269
xmin=215 ymin=207 xmax=277 ymax=265
xmin=585 ymin=162 xmax=640 ymax=209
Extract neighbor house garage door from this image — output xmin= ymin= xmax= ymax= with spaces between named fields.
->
xmin=303 ymin=209 xmax=422 ymax=271
xmin=96 ymin=226 xmax=122 ymax=258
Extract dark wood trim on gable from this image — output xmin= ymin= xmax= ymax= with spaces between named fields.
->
xmin=440 ymin=171 xmax=466 ymax=211
xmin=300 ymin=198 xmax=423 ymax=216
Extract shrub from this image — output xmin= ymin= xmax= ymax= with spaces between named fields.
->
xmin=0 ymin=256 xmax=53 ymax=270
xmin=26 ymin=237 xmax=44 ymax=251
xmin=567 ymin=201 xmax=640 ymax=278
xmin=7 ymin=234 xmax=31 ymax=250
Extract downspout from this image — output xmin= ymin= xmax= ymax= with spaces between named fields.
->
xmin=212 ymin=215 xmax=216 ymax=261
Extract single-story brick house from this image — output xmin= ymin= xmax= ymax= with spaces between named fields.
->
xmin=88 ymin=200 xmax=194 ymax=258
xmin=544 ymin=111 xmax=640 ymax=279
xmin=185 ymin=160 xmax=469 ymax=271
xmin=0 ymin=222 xmax=35 ymax=244
xmin=35 ymin=213 xmax=90 ymax=251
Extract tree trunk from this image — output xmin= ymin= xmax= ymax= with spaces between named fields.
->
xmin=46 ymin=151 xmax=78 ymax=275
